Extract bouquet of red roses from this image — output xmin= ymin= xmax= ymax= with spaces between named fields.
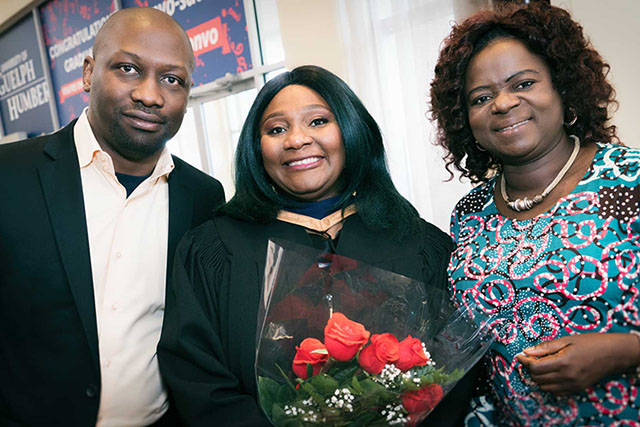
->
xmin=256 ymin=240 xmax=494 ymax=426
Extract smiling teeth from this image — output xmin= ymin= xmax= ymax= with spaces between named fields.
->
xmin=288 ymin=157 xmax=321 ymax=166
xmin=499 ymin=120 xmax=529 ymax=132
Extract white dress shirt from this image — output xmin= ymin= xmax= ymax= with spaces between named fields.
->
xmin=74 ymin=110 xmax=174 ymax=426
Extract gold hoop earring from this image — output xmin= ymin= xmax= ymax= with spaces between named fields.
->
xmin=475 ymin=140 xmax=486 ymax=152
xmin=564 ymin=107 xmax=578 ymax=127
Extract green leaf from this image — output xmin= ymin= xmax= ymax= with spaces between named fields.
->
xmin=306 ymin=363 xmax=313 ymax=380
xmin=309 ymin=374 xmax=339 ymax=396
xmin=275 ymin=363 xmax=298 ymax=392
xmin=360 ymin=378 xmax=393 ymax=399
xmin=258 ymin=376 xmax=279 ymax=418
xmin=330 ymin=363 xmax=359 ymax=383
xmin=402 ymin=380 xmax=421 ymax=391
xmin=445 ymin=368 xmax=465 ymax=383
xmin=277 ymin=383 xmax=296 ymax=403
xmin=271 ymin=403 xmax=306 ymax=427
xmin=271 ymin=403 xmax=288 ymax=424
xmin=406 ymin=365 xmax=466 ymax=388
xmin=350 ymin=410 xmax=388 ymax=426
xmin=351 ymin=376 xmax=364 ymax=394
xmin=300 ymin=381 xmax=327 ymax=409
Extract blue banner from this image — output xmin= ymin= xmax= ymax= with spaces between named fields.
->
xmin=39 ymin=0 xmax=117 ymax=126
xmin=121 ymin=0 xmax=253 ymax=86
xmin=0 ymin=14 xmax=55 ymax=138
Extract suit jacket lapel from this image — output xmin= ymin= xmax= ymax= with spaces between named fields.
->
xmin=167 ymin=161 xmax=194 ymax=281
xmin=38 ymin=124 xmax=100 ymax=371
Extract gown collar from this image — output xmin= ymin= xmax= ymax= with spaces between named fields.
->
xmin=277 ymin=204 xmax=357 ymax=234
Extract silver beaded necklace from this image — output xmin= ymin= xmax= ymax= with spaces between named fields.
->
xmin=500 ymin=135 xmax=581 ymax=212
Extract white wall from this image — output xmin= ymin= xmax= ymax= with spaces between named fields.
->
xmin=275 ymin=0 xmax=348 ymax=80
xmin=0 ymin=0 xmax=32 ymax=31
xmin=553 ymin=0 xmax=640 ymax=147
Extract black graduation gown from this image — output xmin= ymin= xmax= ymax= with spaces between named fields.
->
xmin=158 ymin=212 xmax=474 ymax=426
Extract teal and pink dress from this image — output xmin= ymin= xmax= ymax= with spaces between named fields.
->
xmin=449 ymin=143 xmax=640 ymax=425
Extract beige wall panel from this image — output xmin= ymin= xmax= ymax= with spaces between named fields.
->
xmin=275 ymin=0 xmax=348 ymax=80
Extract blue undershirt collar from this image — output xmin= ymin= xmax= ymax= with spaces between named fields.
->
xmin=282 ymin=194 xmax=344 ymax=219
xmin=116 ymin=172 xmax=152 ymax=197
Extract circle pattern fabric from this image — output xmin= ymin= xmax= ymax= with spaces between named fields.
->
xmin=449 ymin=143 xmax=640 ymax=425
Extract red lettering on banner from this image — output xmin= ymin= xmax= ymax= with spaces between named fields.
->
xmin=58 ymin=77 xmax=83 ymax=104
xmin=231 ymin=41 xmax=244 ymax=56
xmin=186 ymin=17 xmax=230 ymax=57
xmin=226 ymin=7 xmax=241 ymax=22
xmin=236 ymin=56 xmax=247 ymax=73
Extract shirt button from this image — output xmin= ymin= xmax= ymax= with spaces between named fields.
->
xmin=111 ymin=304 xmax=119 ymax=312
xmin=85 ymin=384 xmax=98 ymax=398
xmin=116 ymin=252 xmax=122 ymax=259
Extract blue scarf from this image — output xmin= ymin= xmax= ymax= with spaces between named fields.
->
xmin=282 ymin=194 xmax=344 ymax=219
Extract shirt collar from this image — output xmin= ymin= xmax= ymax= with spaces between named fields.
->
xmin=74 ymin=108 xmax=175 ymax=179
xmin=74 ymin=108 xmax=103 ymax=169
xmin=151 ymin=145 xmax=175 ymax=180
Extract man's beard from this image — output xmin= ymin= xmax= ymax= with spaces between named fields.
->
xmin=107 ymin=114 xmax=177 ymax=162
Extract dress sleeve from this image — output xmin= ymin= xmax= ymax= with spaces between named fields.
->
xmin=449 ymin=203 xmax=461 ymax=243
xmin=419 ymin=222 xmax=454 ymax=292
xmin=158 ymin=226 xmax=271 ymax=427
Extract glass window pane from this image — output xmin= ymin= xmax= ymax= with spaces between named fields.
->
xmin=202 ymin=88 xmax=258 ymax=198
xmin=167 ymin=107 xmax=203 ymax=171
xmin=254 ymin=0 xmax=285 ymax=65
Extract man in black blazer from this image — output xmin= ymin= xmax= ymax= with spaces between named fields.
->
xmin=0 ymin=8 xmax=223 ymax=426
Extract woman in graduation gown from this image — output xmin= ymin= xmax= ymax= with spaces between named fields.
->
xmin=158 ymin=65 xmax=470 ymax=426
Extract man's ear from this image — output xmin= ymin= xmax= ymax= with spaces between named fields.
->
xmin=82 ymin=56 xmax=94 ymax=93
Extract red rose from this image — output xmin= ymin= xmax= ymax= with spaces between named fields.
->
xmin=358 ymin=333 xmax=400 ymax=374
xmin=324 ymin=313 xmax=370 ymax=361
xmin=292 ymin=338 xmax=329 ymax=379
xmin=402 ymin=383 xmax=444 ymax=418
xmin=396 ymin=335 xmax=429 ymax=371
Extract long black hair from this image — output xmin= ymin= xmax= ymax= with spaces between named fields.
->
xmin=220 ymin=65 xmax=421 ymax=237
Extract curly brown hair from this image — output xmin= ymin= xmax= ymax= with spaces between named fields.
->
xmin=429 ymin=2 xmax=618 ymax=183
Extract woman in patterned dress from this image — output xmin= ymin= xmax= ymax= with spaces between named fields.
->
xmin=430 ymin=3 xmax=640 ymax=425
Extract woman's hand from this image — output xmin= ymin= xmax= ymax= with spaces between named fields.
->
xmin=516 ymin=332 xmax=640 ymax=395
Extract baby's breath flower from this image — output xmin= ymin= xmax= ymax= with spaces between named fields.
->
xmin=284 ymin=397 xmax=323 ymax=422
xmin=423 ymin=343 xmax=436 ymax=367
xmin=326 ymin=388 xmax=355 ymax=412
xmin=381 ymin=403 xmax=408 ymax=425
xmin=375 ymin=363 xmax=403 ymax=389
xmin=284 ymin=404 xmax=299 ymax=416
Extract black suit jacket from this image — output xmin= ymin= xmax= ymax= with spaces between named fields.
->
xmin=0 ymin=120 xmax=224 ymax=426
